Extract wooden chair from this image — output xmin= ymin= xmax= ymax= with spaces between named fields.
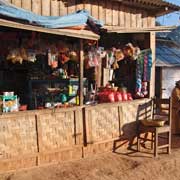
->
xmin=137 ymin=97 xmax=172 ymax=157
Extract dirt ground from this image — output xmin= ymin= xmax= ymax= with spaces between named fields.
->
xmin=1 ymin=135 xmax=180 ymax=180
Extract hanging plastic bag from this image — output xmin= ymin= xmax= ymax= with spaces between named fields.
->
xmin=87 ymin=51 xmax=99 ymax=67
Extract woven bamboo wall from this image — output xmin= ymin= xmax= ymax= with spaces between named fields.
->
xmin=84 ymin=99 xmax=147 ymax=144
xmin=0 ymin=100 xmax=149 ymax=172
xmin=0 ymin=113 xmax=38 ymax=172
xmin=85 ymin=103 xmax=121 ymax=144
xmin=0 ymin=114 xmax=37 ymax=159
xmin=120 ymin=102 xmax=142 ymax=140
xmin=37 ymin=108 xmax=83 ymax=152
xmin=6 ymin=0 xmax=155 ymax=28
xmin=0 ymin=107 xmax=83 ymax=172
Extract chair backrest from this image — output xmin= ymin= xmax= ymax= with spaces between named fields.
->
xmin=137 ymin=97 xmax=172 ymax=126
xmin=153 ymin=97 xmax=172 ymax=126
xmin=137 ymin=99 xmax=153 ymax=122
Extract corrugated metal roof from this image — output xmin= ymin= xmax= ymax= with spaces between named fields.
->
xmin=156 ymin=39 xmax=180 ymax=67
xmin=167 ymin=26 xmax=180 ymax=45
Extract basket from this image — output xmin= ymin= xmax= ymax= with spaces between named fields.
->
xmin=141 ymin=119 xmax=166 ymax=127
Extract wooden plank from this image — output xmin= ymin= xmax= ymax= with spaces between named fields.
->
xmin=59 ymin=0 xmax=67 ymax=16
xmin=124 ymin=7 xmax=131 ymax=28
xmin=0 ymin=19 xmax=99 ymax=40
xmin=79 ymin=39 xmax=84 ymax=106
xmin=96 ymin=56 xmax=102 ymax=87
xmin=32 ymin=0 xmax=41 ymax=15
xmin=119 ymin=5 xmax=125 ymax=27
xmin=91 ymin=0 xmax=99 ymax=19
xmin=67 ymin=0 xmax=76 ymax=14
xmin=112 ymin=2 xmax=119 ymax=26
xmin=136 ymin=11 xmax=142 ymax=28
xmin=51 ymin=0 xmax=59 ymax=16
xmin=6 ymin=0 xmax=12 ymax=3
xmin=0 ymin=154 xmax=37 ymax=173
xmin=99 ymin=0 xmax=105 ymax=22
xmin=74 ymin=110 xmax=83 ymax=145
xmin=84 ymin=0 xmax=91 ymax=14
xmin=131 ymin=8 xmax=137 ymax=28
xmin=151 ymin=17 xmax=155 ymax=27
xmin=36 ymin=115 xmax=43 ymax=153
xmin=105 ymin=1 xmax=112 ymax=26
xmin=38 ymin=145 xmax=82 ymax=164
xmin=76 ymin=1 xmax=84 ymax=11
xmin=22 ymin=0 xmax=31 ymax=11
xmin=85 ymin=109 xmax=93 ymax=144
xmin=42 ymin=0 xmax=50 ymax=16
xmin=118 ymin=106 xmax=122 ymax=136
xmin=150 ymin=32 xmax=155 ymax=98
xmin=142 ymin=10 xmax=148 ymax=28
xmin=11 ymin=0 xmax=22 ymax=8
xmin=147 ymin=16 xmax=155 ymax=27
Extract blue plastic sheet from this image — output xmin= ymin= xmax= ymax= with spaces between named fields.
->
xmin=0 ymin=1 xmax=103 ymax=28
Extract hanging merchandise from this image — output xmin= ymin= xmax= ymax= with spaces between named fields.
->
xmin=123 ymin=43 xmax=141 ymax=61
xmin=135 ymin=49 xmax=152 ymax=98
xmin=132 ymin=46 xmax=141 ymax=60
xmin=86 ymin=48 xmax=100 ymax=68
xmin=51 ymin=54 xmax=58 ymax=69
xmin=47 ymin=48 xmax=52 ymax=66
xmin=47 ymin=48 xmax=58 ymax=68
xmin=27 ymin=49 xmax=37 ymax=62
xmin=69 ymin=51 xmax=78 ymax=62
xmin=113 ymin=49 xmax=125 ymax=70
xmin=105 ymin=47 xmax=116 ymax=69
xmin=6 ymin=48 xmax=37 ymax=64
xmin=147 ymin=52 xmax=152 ymax=81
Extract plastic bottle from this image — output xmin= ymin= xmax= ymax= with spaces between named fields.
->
xmin=76 ymin=95 xmax=79 ymax=105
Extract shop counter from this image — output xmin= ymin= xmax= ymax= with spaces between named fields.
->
xmin=0 ymin=99 xmax=148 ymax=171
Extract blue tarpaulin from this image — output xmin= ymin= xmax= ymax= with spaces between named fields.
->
xmin=0 ymin=0 xmax=103 ymax=29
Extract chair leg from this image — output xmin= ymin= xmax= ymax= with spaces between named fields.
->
xmin=151 ymin=132 xmax=154 ymax=150
xmin=154 ymin=131 xmax=158 ymax=158
xmin=137 ymin=134 xmax=140 ymax=152
xmin=168 ymin=131 xmax=171 ymax=154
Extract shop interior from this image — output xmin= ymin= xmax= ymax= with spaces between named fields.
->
xmin=0 ymin=27 xmax=152 ymax=112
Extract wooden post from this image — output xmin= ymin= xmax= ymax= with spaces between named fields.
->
xmin=79 ymin=39 xmax=84 ymax=106
xmin=150 ymin=32 xmax=156 ymax=97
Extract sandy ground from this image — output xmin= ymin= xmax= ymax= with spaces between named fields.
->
xmin=1 ymin=135 xmax=180 ymax=180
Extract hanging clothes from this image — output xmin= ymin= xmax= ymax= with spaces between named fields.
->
xmin=135 ymin=49 xmax=152 ymax=98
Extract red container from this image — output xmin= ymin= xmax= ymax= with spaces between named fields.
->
xmin=127 ymin=93 xmax=133 ymax=100
xmin=108 ymin=92 xmax=115 ymax=102
xmin=19 ymin=104 xmax=27 ymax=111
xmin=115 ymin=92 xmax=122 ymax=102
xmin=122 ymin=92 xmax=128 ymax=101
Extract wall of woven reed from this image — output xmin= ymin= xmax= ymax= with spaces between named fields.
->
xmin=84 ymin=99 xmax=147 ymax=144
xmin=0 ymin=107 xmax=83 ymax=172
xmin=0 ymin=99 xmax=148 ymax=172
